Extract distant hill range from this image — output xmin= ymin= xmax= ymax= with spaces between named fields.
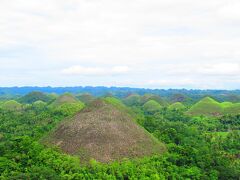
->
xmin=1 ymin=86 xmax=240 ymax=102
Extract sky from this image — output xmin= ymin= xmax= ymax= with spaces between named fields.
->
xmin=1 ymin=0 xmax=240 ymax=89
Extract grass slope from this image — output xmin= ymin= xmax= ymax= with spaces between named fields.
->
xmin=141 ymin=94 xmax=168 ymax=106
xmin=169 ymin=102 xmax=186 ymax=110
xmin=44 ymin=99 xmax=166 ymax=163
xmin=76 ymin=93 xmax=95 ymax=105
xmin=123 ymin=94 xmax=141 ymax=106
xmin=143 ymin=100 xmax=162 ymax=113
xmin=224 ymin=103 xmax=240 ymax=115
xmin=187 ymin=97 xmax=223 ymax=116
xmin=1 ymin=100 xmax=22 ymax=111
xmin=51 ymin=93 xmax=79 ymax=107
xmin=221 ymin=102 xmax=233 ymax=108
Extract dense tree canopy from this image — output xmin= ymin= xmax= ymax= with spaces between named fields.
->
xmin=0 ymin=93 xmax=239 ymax=179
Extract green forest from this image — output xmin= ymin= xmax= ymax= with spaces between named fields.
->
xmin=0 ymin=89 xmax=239 ymax=179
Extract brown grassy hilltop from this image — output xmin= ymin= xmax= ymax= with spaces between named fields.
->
xmin=51 ymin=93 xmax=79 ymax=107
xmin=44 ymin=99 xmax=166 ymax=163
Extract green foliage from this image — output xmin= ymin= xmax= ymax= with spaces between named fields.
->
xmin=32 ymin=100 xmax=47 ymax=110
xmin=0 ymin=100 xmax=22 ymax=111
xmin=123 ymin=94 xmax=141 ymax=106
xmin=143 ymin=100 xmax=162 ymax=114
xmin=18 ymin=91 xmax=51 ymax=104
xmin=51 ymin=102 xmax=85 ymax=116
xmin=0 ymin=94 xmax=239 ymax=179
xmin=104 ymin=97 xmax=126 ymax=109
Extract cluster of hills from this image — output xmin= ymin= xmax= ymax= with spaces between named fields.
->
xmin=1 ymin=90 xmax=240 ymax=117
xmin=1 ymin=90 xmax=240 ymax=163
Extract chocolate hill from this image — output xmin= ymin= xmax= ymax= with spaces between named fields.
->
xmin=44 ymin=99 xmax=166 ymax=163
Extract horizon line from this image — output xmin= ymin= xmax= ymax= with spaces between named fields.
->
xmin=0 ymin=86 xmax=239 ymax=91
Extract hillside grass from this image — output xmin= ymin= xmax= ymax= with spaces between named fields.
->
xmin=168 ymin=102 xmax=186 ymax=110
xmin=187 ymin=97 xmax=223 ymax=116
xmin=143 ymin=100 xmax=162 ymax=114
xmin=50 ymin=93 xmax=79 ymax=107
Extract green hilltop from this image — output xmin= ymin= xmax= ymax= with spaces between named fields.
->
xmin=18 ymin=91 xmax=51 ymax=104
xmin=169 ymin=102 xmax=186 ymax=110
xmin=51 ymin=93 xmax=80 ymax=107
xmin=221 ymin=102 xmax=233 ymax=108
xmin=140 ymin=94 xmax=168 ymax=107
xmin=187 ymin=97 xmax=223 ymax=116
xmin=50 ymin=93 xmax=85 ymax=116
xmin=1 ymin=100 xmax=22 ymax=111
xmin=104 ymin=97 xmax=127 ymax=110
xmin=123 ymin=94 xmax=141 ymax=106
xmin=187 ymin=97 xmax=240 ymax=116
xmin=223 ymin=103 xmax=240 ymax=115
xmin=143 ymin=100 xmax=162 ymax=114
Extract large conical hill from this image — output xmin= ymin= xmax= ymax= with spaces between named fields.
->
xmin=44 ymin=99 xmax=166 ymax=163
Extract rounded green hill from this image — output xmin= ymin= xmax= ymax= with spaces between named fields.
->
xmin=187 ymin=97 xmax=223 ymax=116
xmin=140 ymin=94 xmax=168 ymax=106
xmin=169 ymin=102 xmax=186 ymax=110
xmin=123 ymin=94 xmax=141 ymax=106
xmin=143 ymin=100 xmax=162 ymax=113
xmin=18 ymin=91 xmax=51 ymax=104
xmin=221 ymin=102 xmax=233 ymax=108
xmin=51 ymin=93 xmax=79 ymax=107
xmin=1 ymin=100 xmax=22 ymax=111
xmin=33 ymin=100 xmax=47 ymax=110
xmin=50 ymin=93 xmax=85 ymax=116
xmin=223 ymin=103 xmax=240 ymax=115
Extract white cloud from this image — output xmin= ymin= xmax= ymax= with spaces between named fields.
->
xmin=198 ymin=63 xmax=240 ymax=76
xmin=1 ymin=0 xmax=240 ymax=88
xmin=147 ymin=79 xmax=194 ymax=88
xmin=217 ymin=1 xmax=240 ymax=20
xmin=62 ymin=65 xmax=130 ymax=76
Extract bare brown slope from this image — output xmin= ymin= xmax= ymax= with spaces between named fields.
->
xmin=44 ymin=99 xmax=165 ymax=163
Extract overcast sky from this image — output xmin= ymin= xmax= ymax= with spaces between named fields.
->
xmin=1 ymin=0 xmax=240 ymax=89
